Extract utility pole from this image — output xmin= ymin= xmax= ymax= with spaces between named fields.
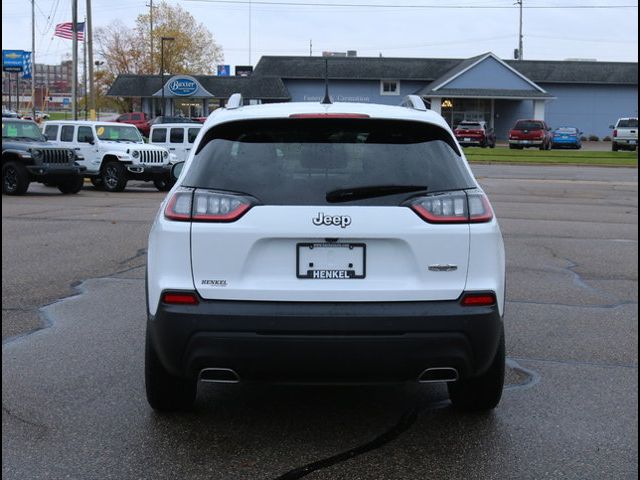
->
xmin=31 ymin=0 xmax=36 ymax=118
xmin=87 ymin=0 xmax=95 ymax=119
xmin=147 ymin=0 xmax=154 ymax=69
xmin=248 ymin=0 xmax=252 ymax=65
xmin=517 ymin=0 xmax=523 ymax=60
xmin=309 ymin=39 xmax=312 ymax=56
xmin=72 ymin=0 xmax=78 ymax=119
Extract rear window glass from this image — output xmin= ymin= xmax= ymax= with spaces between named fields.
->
xmin=183 ymin=119 xmax=474 ymax=206
xmin=617 ymin=119 xmax=638 ymax=128
xmin=514 ymin=121 xmax=543 ymax=130
xmin=457 ymin=122 xmax=482 ymax=129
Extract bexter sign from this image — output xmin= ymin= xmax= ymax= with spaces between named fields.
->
xmin=2 ymin=50 xmax=26 ymax=72
xmin=167 ymin=78 xmax=198 ymax=96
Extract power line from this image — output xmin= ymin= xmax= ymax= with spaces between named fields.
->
xmin=182 ymin=0 xmax=638 ymax=9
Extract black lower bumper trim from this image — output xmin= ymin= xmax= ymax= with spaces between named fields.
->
xmin=148 ymin=298 xmax=503 ymax=382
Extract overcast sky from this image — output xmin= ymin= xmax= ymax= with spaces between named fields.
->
xmin=2 ymin=0 xmax=638 ymax=71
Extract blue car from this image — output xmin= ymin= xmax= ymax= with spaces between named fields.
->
xmin=551 ymin=126 xmax=582 ymax=149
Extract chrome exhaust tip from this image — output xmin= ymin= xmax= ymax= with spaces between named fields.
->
xmin=418 ymin=367 xmax=459 ymax=383
xmin=199 ymin=368 xmax=240 ymax=384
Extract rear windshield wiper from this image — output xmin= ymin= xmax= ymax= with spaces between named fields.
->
xmin=326 ymin=185 xmax=428 ymax=203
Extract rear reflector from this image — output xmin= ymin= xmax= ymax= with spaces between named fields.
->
xmin=289 ymin=113 xmax=370 ymax=119
xmin=161 ymin=292 xmax=199 ymax=305
xmin=461 ymin=292 xmax=496 ymax=307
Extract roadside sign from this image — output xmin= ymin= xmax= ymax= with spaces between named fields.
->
xmin=2 ymin=50 xmax=25 ymax=72
xmin=217 ymin=65 xmax=230 ymax=76
xmin=235 ymin=65 xmax=253 ymax=77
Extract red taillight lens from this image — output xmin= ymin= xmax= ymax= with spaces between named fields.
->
xmin=164 ymin=188 xmax=253 ymax=222
xmin=461 ymin=292 xmax=496 ymax=306
xmin=408 ymin=190 xmax=494 ymax=224
xmin=613 ymin=129 xmax=618 ymax=137
xmin=161 ymin=291 xmax=199 ymax=305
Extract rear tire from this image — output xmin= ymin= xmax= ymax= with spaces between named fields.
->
xmin=57 ymin=175 xmax=84 ymax=194
xmin=145 ymin=329 xmax=197 ymax=412
xmin=153 ymin=176 xmax=174 ymax=192
xmin=2 ymin=161 xmax=30 ymax=195
xmin=101 ymin=161 xmax=128 ymax=192
xmin=612 ymin=142 xmax=619 ymax=152
xmin=448 ymin=328 xmax=505 ymax=412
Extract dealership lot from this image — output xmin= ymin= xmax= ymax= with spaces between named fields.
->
xmin=2 ymin=165 xmax=638 ymax=479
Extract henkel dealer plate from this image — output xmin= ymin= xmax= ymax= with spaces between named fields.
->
xmin=297 ymin=243 xmax=366 ymax=279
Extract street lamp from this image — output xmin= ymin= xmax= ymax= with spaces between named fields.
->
xmin=160 ymin=36 xmax=175 ymax=117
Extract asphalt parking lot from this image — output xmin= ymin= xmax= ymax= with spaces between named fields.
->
xmin=2 ymin=165 xmax=638 ymax=479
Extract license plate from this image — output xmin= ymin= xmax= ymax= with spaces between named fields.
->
xmin=629 ymin=140 xmax=637 ymax=145
xmin=463 ymin=137 xmax=471 ymax=142
xmin=522 ymin=140 xmax=530 ymax=144
xmin=297 ymin=243 xmax=366 ymax=279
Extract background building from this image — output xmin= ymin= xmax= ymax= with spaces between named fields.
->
xmin=106 ymin=53 xmax=638 ymax=139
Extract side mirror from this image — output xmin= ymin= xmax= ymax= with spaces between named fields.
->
xmin=171 ymin=161 xmax=185 ymax=181
xmin=89 ymin=138 xmax=95 ymax=145
xmin=43 ymin=134 xmax=49 ymax=141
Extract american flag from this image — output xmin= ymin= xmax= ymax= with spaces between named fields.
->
xmin=54 ymin=22 xmax=85 ymax=41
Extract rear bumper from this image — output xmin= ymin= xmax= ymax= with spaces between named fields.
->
xmin=455 ymin=136 xmax=485 ymax=146
xmin=147 ymin=296 xmax=503 ymax=383
xmin=509 ymin=139 xmax=543 ymax=146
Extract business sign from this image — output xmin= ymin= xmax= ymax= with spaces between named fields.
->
xmin=2 ymin=50 xmax=26 ymax=72
xmin=22 ymin=52 xmax=32 ymax=79
xmin=167 ymin=77 xmax=198 ymax=96
xmin=217 ymin=65 xmax=230 ymax=76
xmin=235 ymin=65 xmax=253 ymax=77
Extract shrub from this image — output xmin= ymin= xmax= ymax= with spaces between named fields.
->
xmin=588 ymin=134 xmax=599 ymax=141
xmin=603 ymin=136 xmax=612 ymax=142
xmin=580 ymin=136 xmax=588 ymax=141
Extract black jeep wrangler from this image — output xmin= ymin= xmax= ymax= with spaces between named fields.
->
xmin=2 ymin=119 xmax=86 ymax=195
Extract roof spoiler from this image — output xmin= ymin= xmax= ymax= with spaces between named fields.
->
xmin=226 ymin=93 xmax=243 ymax=109
xmin=401 ymin=95 xmax=427 ymax=111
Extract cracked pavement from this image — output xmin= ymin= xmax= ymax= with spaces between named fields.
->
xmin=2 ymin=166 xmax=638 ymax=479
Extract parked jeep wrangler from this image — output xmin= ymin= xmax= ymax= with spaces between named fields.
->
xmin=2 ymin=119 xmax=85 ymax=195
xmin=42 ymin=121 xmax=174 ymax=192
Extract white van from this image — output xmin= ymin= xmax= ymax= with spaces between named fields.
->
xmin=149 ymin=123 xmax=203 ymax=163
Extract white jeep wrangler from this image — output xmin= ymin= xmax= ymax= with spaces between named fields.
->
xmin=43 ymin=120 xmax=174 ymax=192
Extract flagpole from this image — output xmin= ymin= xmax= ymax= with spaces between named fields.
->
xmin=83 ymin=16 xmax=88 ymax=120
xmin=72 ymin=0 xmax=78 ymax=120
xmin=31 ymin=0 xmax=36 ymax=119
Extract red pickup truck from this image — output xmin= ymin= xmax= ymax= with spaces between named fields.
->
xmin=115 ymin=112 xmax=151 ymax=138
xmin=508 ymin=119 xmax=552 ymax=150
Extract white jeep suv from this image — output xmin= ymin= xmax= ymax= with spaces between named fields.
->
xmin=43 ymin=120 xmax=173 ymax=192
xmin=145 ymin=95 xmax=506 ymax=412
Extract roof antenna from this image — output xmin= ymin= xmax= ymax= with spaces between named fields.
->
xmin=321 ymin=58 xmax=332 ymax=104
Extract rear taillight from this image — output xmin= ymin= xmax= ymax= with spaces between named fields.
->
xmin=408 ymin=190 xmax=494 ymax=224
xmin=164 ymin=187 xmax=254 ymax=222
xmin=161 ymin=291 xmax=199 ymax=305
xmin=613 ymin=129 xmax=618 ymax=137
xmin=461 ymin=292 xmax=496 ymax=306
